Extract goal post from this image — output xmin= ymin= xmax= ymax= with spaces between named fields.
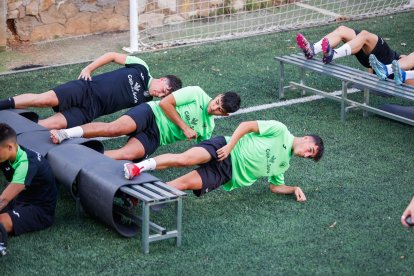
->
xmin=124 ymin=0 xmax=414 ymax=53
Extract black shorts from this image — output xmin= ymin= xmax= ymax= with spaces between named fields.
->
xmin=353 ymin=29 xmax=400 ymax=68
xmin=193 ymin=136 xmax=232 ymax=197
xmin=2 ymin=200 xmax=55 ymax=236
xmin=124 ymin=103 xmax=160 ymax=161
xmin=52 ymin=80 xmax=102 ymax=128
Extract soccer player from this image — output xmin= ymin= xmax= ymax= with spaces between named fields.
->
xmin=124 ymin=120 xmax=324 ymax=201
xmin=369 ymin=53 xmax=414 ymax=86
xmin=0 ymin=52 xmax=182 ymax=130
xmin=50 ymin=86 xmax=241 ymax=161
xmin=296 ymin=26 xmax=401 ymax=69
xmin=0 ymin=123 xmax=57 ymax=236
xmin=401 ymin=196 xmax=414 ymax=228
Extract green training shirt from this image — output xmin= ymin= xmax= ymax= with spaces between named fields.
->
xmin=148 ymin=86 xmax=215 ymax=146
xmin=125 ymin=56 xmax=153 ymax=89
xmin=223 ymin=120 xmax=294 ymax=191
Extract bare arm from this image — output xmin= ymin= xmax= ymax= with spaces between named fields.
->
xmin=0 ymin=183 xmax=25 ymax=211
xmin=78 ymin=52 xmax=128 ymax=80
xmin=269 ymin=184 xmax=307 ymax=202
xmin=216 ymin=121 xmax=259 ymax=161
xmin=159 ymin=94 xmax=197 ymax=140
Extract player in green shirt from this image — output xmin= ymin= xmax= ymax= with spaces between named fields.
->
xmin=0 ymin=123 xmax=57 ymax=237
xmin=124 ymin=120 xmax=324 ymax=201
xmin=50 ymin=86 xmax=241 ymax=162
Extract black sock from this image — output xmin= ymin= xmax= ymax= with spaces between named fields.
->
xmin=0 ymin=98 xmax=15 ymax=110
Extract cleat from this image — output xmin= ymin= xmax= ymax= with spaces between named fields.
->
xmin=123 ymin=163 xmax=141 ymax=180
xmin=369 ymin=54 xmax=388 ymax=80
xmin=50 ymin=129 xmax=69 ymax=144
xmin=296 ymin=33 xmax=315 ymax=59
xmin=322 ymin=37 xmax=334 ymax=64
xmin=0 ymin=223 xmax=7 ymax=257
xmin=392 ymin=60 xmax=406 ymax=85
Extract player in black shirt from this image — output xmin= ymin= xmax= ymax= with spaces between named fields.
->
xmin=0 ymin=123 xmax=57 ymax=236
xmin=0 ymin=52 xmax=182 ymax=129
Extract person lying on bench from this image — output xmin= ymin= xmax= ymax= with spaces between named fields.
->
xmin=369 ymin=53 xmax=414 ymax=86
xmin=124 ymin=120 xmax=324 ymax=201
xmin=0 ymin=52 xmax=182 ymax=130
xmin=50 ymin=86 xmax=241 ymax=161
xmin=296 ymin=26 xmax=401 ymax=70
xmin=0 ymin=123 xmax=57 ymax=237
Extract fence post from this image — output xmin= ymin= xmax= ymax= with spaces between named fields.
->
xmin=123 ymin=0 xmax=139 ymax=53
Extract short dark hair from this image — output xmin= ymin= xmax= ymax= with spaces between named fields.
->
xmin=165 ymin=75 xmax=182 ymax=92
xmin=0 ymin=123 xmax=17 ymax=145
xmin=221 ymin=92 xmax=241 ymax=113
xmin=308 ymin=134 xmax=324 ymax=162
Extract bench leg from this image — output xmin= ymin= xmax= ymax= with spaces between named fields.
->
xmin=341 ymin=81 xmax=348 ymax=122
xmin=175 ymin=198 xmax=183 ymax=247
xmin=363 ymin=88 xmax=370 ymax=117
xmin=141 ymin=202 xmax=150 ymax=254
xmin=278 ymin=61 xmax=285 ymax=99
xmin=300 ymin=68 xmax=306 ymax=96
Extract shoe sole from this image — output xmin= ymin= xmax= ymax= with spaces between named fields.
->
xmin=369 ymin=55 xmax=387 ymax=80
xmin=123 ymin=163 xmax=132 ymax=180
xmin=296 ymin=34 xmax=313 ymax=59
xmin=321 ymin=38 xmax=333 ymax=64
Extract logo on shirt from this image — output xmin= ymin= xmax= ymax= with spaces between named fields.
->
xmin=5 ymin=166 xmax=10 ymax=171
xmin=128 ymin=74 xmax=140 ymax=104
xmin=141 ymin=72 xmax=145 ymax=81
xmin=13 ymin=210 xmax=20 ymax=218
xmin=266 ymin=149 xmax=276 ymax=174
xmin=279 ymin=161 xmax=287 ymax=168
xmin=283 ymin=144 xmax=286 ymax=150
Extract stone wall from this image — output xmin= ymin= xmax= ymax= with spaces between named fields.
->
xmin=5 ymin=0 xmax=294 ymax=46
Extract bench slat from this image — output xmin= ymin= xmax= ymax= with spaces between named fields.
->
xmin=153 ymin=181 xmax=187 ymax=197
xmin=142 ymin=183 xmax=177 ymax=199
xmin=130 ymin=184 xmax=165 ymax=200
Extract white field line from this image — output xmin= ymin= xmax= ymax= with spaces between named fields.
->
xmin=294 ymin=2 xmax=342 ymax=18
xmin=94 ymin=88 xmax=359 ymax=141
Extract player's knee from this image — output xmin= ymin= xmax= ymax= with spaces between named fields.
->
xmin=336 ymin=25 xmax=348 ymax=33
xmin=358 ymin=30 xmax=370 ymax=39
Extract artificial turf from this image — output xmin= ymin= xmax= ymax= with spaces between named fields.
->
xmin=0 ymin=10 xmax=414 ymax=275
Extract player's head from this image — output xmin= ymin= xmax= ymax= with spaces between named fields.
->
xmin=293 ymin=134 xmax=324 ymax=162
xmin=149 ymin=75 xmax=182 ymax=98
xmin=207 ymin=92 xmax=241 ymax=116
xmin=0 ymin=123 xmax=17 ymax=162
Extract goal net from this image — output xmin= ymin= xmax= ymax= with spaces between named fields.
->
xmin=124 ymin=0 xmax=414 ymax=52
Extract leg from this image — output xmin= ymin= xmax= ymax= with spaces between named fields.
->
xmin=346 ymin=30 xmax=378 ymax=55
xmin=167 ymin=170 xmax=203 ymax=191
xmin=105 ymin=137 xmax=146 ymax=161
xmin=14 ymin=90 xmax=59 ymax=109
xmin=153 ymin=147 xmax=213 ymax=170
xmin=324 ymin=25 xmax=357 ymax=47
xmin=38 ymin=113 xmax=68 ymax=129
xmin=82 ymin=115 xmax=137 ymax=138
xmin=398 ymin=52 xmax=414 ymax=70
xmin=0 ymin=213 xmax=13 ymax=233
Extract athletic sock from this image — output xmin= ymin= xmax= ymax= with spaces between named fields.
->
xmin=0 ymin=98 xmax=15 ymax=110
xmin=64 ymin=126 xmax=84 ymax=138
xmin=385 ymin=64 xmax=393 ymax=74
xmin=134 ymin=158 xmax=157 ymax=173
xmin=313 ymin=39 xmax=323 ymax=54
xmin=405 ymin=70 xmax=414 ymax=81
xmin=332 ymin=43 xmax=352 ymax=60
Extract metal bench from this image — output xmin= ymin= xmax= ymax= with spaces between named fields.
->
xmin=275 ymin=53 xmax=414 ymax=126
xmin=118 ymin=181 xmax=187 ymax=254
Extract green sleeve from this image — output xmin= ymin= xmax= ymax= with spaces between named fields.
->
xmin=173 ymin=86 xmax=203 ymax=106
xmin=125 ymin=56 xmax=149 ymax=70
xmin=258 ymin=120 xmax=286 ymax=137
xmin=268 ymin=174 xmax=285 ymax=186
xmin=11 ymin=161 xmax=28 ymax=185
